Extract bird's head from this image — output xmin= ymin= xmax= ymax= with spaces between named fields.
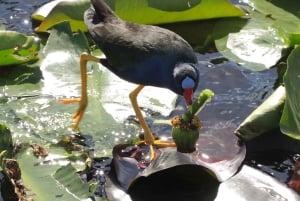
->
xmin=173 ymin=63 xmax=199 ymax=106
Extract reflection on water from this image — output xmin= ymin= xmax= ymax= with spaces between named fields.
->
xmin=245 ymin=150 xmax=295 ymax=183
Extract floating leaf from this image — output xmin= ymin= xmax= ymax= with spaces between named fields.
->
xmin=217 ymin=165 xmax=300 ymax=201
xmin=32 ymin=0 xmax=244 ymax=32
xmin=242 ymin=0 xmax=300 ymax=45
xmin=280 ymin=46 xmax=300 ymax=140
xmin=257 ymin=0 xmax=300 ymax=18
xmin=31 ymin=0 xmax=66 ymax=22
xmin=32 ymin=0 xmax=90 ymax=32
xmin=40 ymin=21 xmax=90 ymax=97
xmin=16 ymin=146 xmax=87 ymax=201
xmin=235 ymin=85 xmax=285 ymax=141
xmin=54 ymin=163 xmax=94 ymax=199
xmin=214 ymin=0 xmax=300 ymax=70
xmin=114 ymin=0 xmax=244 ymax=24
xmin=0 ymin=31 xmax=39 ymax=66
xmin=214 ymin=8 xmax=289 ymax=71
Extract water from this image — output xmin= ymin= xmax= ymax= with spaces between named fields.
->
xmin=0 ymin=0 xmax=51 ymax=34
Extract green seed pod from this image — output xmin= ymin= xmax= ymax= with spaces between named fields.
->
xmin=171 ymin=115 xmax=201 ymax=153
xmin=172 ymin=127 xmax=200 ymax=153
xmin=170 ymin=89 xmax=213 ymax=153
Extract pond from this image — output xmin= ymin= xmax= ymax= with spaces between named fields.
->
xmin=0 ymin=0 xmax=299 ymax=200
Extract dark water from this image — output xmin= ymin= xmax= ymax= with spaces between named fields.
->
xmin=0 ymin=0 xmax=50 ymax=34
xmin=0 ymin=0 xmax=298 ymax=195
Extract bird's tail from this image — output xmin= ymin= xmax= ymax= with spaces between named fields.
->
xmin=90 ymin=0 xmax=116 ymax=22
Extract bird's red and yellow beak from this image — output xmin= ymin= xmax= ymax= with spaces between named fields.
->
xmin=183 ymin=88 xmax=193 ymax=106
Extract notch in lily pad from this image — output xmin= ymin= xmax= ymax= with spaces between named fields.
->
xmin=171 ymin=89 xmax=214 ymax=153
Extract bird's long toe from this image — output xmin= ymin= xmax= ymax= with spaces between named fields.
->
xmin=153 ymin=139 xmax=176 ymax=148
xmin=60 ymin=97 xmax=81 ymax=104
xmin=59 ymin=97 xmax=87 ymax=131
xmin=136 ymin=138 xmax=176 ymax=162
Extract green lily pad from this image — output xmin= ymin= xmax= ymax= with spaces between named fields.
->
xmin=0 ymin=63 xmax=42 ymax=86
xmin=280 ymin=46 xmax=300 ymax=140
xmin=115 ymin=0 xmax=244 ymax=24
xmin=40 ymin=21 xmax=91 ymax=98
xmin=214 ymin=8 xmax=289 ymax=71
xmin=242 ymin=0 xmax=300 ymax=45
xmin=15 ymin=145 xmax=89 ymax=201
xmin=235 ymin=85 xmax=286 ymax=141
xmin=147 ymin=0 xmax=201 ymax=11
xmin=32 ymin=0 xmax=90 ymax=32
xmin=32 ymin=0 xmax=244 ymax=32
xmin=214 ymin=0 xmax=300 ymax=71
xmin=0 ymin=31 xmax=39 ymax=66
xmin=256 ymin=0 xmax=300 ymax=19
xmin=54 ymin=163 xmax=94 ymax=199
xmin=0 ymin=124 xmax=13 ymax=157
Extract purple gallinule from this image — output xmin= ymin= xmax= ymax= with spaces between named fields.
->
xmin=63 ymin=0 xmax=199 ymax=160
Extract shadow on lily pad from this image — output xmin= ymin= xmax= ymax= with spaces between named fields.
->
xmin=0 ymin=64 xmax=42 ymax=86
xmin=128 ymin=164 xmax=219 ymax=201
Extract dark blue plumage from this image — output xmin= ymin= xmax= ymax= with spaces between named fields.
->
xmin=84 ymin=0 xmax=199 ymax=98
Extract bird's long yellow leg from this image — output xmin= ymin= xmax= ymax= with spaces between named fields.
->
xmin=60 ymin=52 xmax=99 ymax=131
xmin=129 ymin=85 xmax=176 ymax=161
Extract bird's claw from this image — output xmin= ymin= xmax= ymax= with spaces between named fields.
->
xmin=60 ymin=98 xmax=87 ymax=131
xmin=136 ymin=139 xmax=176 ymax=162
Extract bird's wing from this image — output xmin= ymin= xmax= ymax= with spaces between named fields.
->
xmin=88 ymin=21 xmax=196 ymax=70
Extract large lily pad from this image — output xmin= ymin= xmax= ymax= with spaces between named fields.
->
xmin=32 ymin=0 xmax=244 ymax=32
xmin=214 ymin=8 xmax=289 ymax=71
xmin=242 ymin=0 xmax=300 ymax=45
xmin=113 ymin=0 xmax=244 ymax=24
xmin=214 ymin=0 xmax=300 ymax=71
xmin=40 ymin=21 xmax=89 ymax=97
